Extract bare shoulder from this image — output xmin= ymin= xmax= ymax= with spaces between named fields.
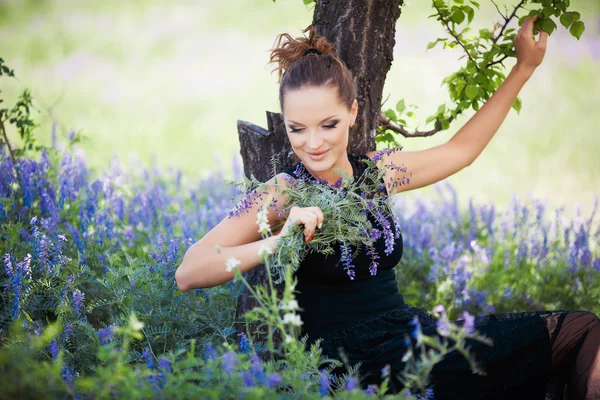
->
xmin=364 ymin=150 xmax=377 ymax=159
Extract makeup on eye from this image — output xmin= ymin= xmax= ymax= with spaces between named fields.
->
xmin=289 ymin=121 xmax=339 ymax=133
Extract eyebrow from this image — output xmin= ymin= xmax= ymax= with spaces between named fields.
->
xmin=287 ymin=115 xmax=339 ymax=125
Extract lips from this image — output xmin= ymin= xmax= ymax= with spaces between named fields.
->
xmin=307 ymin=150 xmax=328 ymax=156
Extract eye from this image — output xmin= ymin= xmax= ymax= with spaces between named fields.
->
xmin=289 ymin=122 xmax=338 ymax=133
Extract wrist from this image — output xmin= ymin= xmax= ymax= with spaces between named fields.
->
xmin=512 ymin=63 xmax=535 ymax=81
xmin=268 ymin=234 xmax=280 ymax=250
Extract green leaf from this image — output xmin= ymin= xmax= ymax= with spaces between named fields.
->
xmin=396 ymin=99 xmax=406 ymax=114
xmin=455 ymin=80 xmax=467 ymax=95
xmin=560 ymin=12 xmax=574 ymax=29
xmin=569 ymin=20 xmax=585 ymax=40
xmin=464 ymin=6 xmax=475 ymax=24
xmin=512 ymin=97 xmax=522 ymax=114
xmin=451 ymin=10 xmax=465 ymax=25
xmin=541 ymin=18 xmax=557 ymax=35
xmin=383 ymin=109 xmax=396 ymax=120
xmin=465 ymin=85 xmax=479 ymax=100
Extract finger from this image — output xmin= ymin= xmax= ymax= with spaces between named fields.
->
xmin=521 ymin=15 xmax=537 ymax=34
xmin=301 ymin=215 xmax=317 ymax=242
xmin=308 ymin=207 xmax=325 ymax=229
xmin=537 ymin=30 xmax=549 ymax=48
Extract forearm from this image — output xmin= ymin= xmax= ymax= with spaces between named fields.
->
xmin=175 ymin=234 xmax=280 ymax=291
xmin=450 ymin=63 xmax=534 ymax=164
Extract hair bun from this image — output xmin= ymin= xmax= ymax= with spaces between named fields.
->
xmin=302 ymin=48 xmax=321 ymax=57
xmin=268 ymin=25 xmax=337 ymax=82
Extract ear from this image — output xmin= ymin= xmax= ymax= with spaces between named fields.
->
xmin=351 ymin=99 xmax=358 ymax=124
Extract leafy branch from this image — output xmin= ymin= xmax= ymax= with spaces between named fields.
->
xmin=0 ymin=58 xmax=43 ymax=186
xmin=377 ymin=0 xmax=586 ymax=146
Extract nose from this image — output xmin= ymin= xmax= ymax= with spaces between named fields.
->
xmin=306 ymin=130 xmax=324 ymax=150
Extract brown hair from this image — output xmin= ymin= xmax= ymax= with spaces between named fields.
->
xmin=267 ymin=25 xmax=357 ymax=118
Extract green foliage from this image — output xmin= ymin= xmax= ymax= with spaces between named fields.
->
xmin=377 ymin=0 xmax=587 ymax=148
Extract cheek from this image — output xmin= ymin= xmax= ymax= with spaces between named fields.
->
xmin=287 ymin=134 xmax=304 ymax=148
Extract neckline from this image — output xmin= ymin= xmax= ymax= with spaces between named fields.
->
xmin=297 ymin=152 xmax=362 ymax=187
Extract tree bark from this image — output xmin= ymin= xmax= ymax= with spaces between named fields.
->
xmin=235 ymin=0 xmax=404 ymax=353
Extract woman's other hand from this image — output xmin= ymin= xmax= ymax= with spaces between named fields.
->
xmin=515 ymin=15 xmax=549 ymax=75
xmin=276 ymin=206 xmax=324 ymax=243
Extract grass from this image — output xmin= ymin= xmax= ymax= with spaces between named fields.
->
xmin=0 ymin=0 xmax=598 ymax=216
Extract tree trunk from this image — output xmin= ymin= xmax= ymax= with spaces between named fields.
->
xmin=235 ymin=0 xmax=404 ymax=352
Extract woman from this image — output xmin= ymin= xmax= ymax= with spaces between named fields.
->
xmin=175 ymin=20 xmax=599 ymax=399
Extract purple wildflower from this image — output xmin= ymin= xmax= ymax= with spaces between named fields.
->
xmin=242 ymin=371 xmax=255 ymax=387
xmin=408 ymin=315 xmax=422 ymax=344
xmin=344 ymin=376 xmax=359 ymax=391
xmin=318 ymin=369 xmax=331 ymax=397
xmin=204 ymin=342 xmax=218 ymax=361
xmin=158 ymin=358 xmax=172 ymax=373
xmin=61 ymin=364 xmax=75 ymax=388
xmin=339 ymin=243 xmax=356 ymax=280
xmin=227 ymin=188 xmax=262 ymax=219
xmin=238 ymin=332 xmax=251 ymax=354
xmin=365 ymin=384 xmax=379 ymax=395
xmin=433 ymin=304 xmax=450 ymax=336
xmin=221 ymin=351 xmax=237 ymax=374
xmin=371 ymin=147 xmax=402 ymax=163
xmin=98 ymin=325 xmax=115 ymax=345
xmin=249 ymin=353 xmax=265 ymax=384
xmin=49 ymin=340 xmax=58 ymax=359
xmin=267 ymin=373 xmax=282 ymax=388
xmin=461 ymin=311 xmax=475 ymax=335
xmin=371 ymin=206 xmax=395 ymax=255
xmin=381 ymin=364 xmax=391 ymax=379
xmin=142 ymin=347 xmax=155 ymax=369
xmin=71 ymin=289 xmax=85 ymax=320
xmin=366 ymin=243 xmax=380 ymax=275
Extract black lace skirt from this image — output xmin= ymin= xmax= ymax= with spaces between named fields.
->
xmin=308 ymin=303 xmax=570 ymax=399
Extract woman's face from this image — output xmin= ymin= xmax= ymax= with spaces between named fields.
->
xmin=282 ymin=85 xmax=358 ymax=182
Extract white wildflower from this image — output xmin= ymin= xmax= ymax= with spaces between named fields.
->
xmin=279 ymin=300 xmax=299 ymax=311
xmin=225 ymin=257 xmax=241 ymax=272
xmin=285 ymin=336 xmax=294 ymax=344
xmin=282 ymin=312 xmax=303 ymax=326
xmin=258 ymin=243 xmax=273 ymax=260
xmin=256 ymin=208 xmax=271 ymax=235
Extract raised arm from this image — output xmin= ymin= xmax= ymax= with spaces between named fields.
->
xmin=369 ymin=16 xmax=548 ymax=195
xmin=174 ymin=173 xmax=290 ymax=291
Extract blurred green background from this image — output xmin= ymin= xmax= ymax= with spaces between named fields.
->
xmin=1 ymin=0 xmax=599 ymax=215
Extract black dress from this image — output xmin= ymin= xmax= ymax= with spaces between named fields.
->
xmin=281 ymin=152 xmax=600 ymax=399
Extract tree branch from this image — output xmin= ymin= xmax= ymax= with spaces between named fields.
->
xmin=432 ymin=1 xmax=479 ymax=71
xmin=378 ymin=112 xmax=456 ymax=138
xmin=0 ymin=117 xmax=23 ymax=185
xmin=486 ymin=54 xmax=510 ymax=68
xmin=492 ymin=0 xmax=526 ymax=44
